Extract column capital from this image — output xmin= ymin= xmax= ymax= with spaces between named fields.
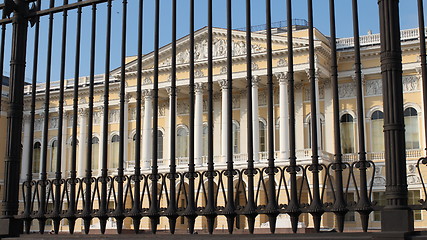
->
xmin=305 ymin=68 xmax=320 ymax=81
xmin=78 ymin=108 xmax=88 ymax=117
xmin=351 ymin=73 xmax=366 ymax=85
xmin=166 ymin=86 xmax=180 ymax=96
xmin=142 ymin=89 xmax=153 ymax=99
xmin=218 ymin=79 xmax=228 ymax=90
xmin=252 ymin=75 xmax=261 ymax=87
xmin=195 ymin=83 xmax=205 ymax=94
xmin=274 ymin=72 xmax=288 ymax=84
xmin=125 ymin=93 xmax=132 ymax=102
xmin=23 ymin=114 xmax=31 ymax=122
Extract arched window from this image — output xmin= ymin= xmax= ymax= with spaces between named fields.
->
xmin=340 ymin=114 xmax=355 ymax=153
xmin=202 ymin=125 xmax=208 ymax=156
xmin=92 ymin=137 xmax=99 ymax=170
xmin=259 ymin=120 xmax=267 ymax=152
xmin=157 ymin=130 xmax=164 ymax=159
xmin=275 ymin=119 xmax=280 ymax=152
xmin=404 ymin=107 xmax=419 ymax=149
xmin=110 ymin=135 xmax=120 ymax=169
xmin=371 ymin=110 xmax=384 ymax=152
xmin=176 ymin=127 xmax=189 ymax=158
xmin=304 ymin=114 xmax=325 ymax=150
xmin=232 ymin=121 xmax=240 ymax=154
xmin=49 ymin=140 xmax=58 ymax=172
xmin=32 ymin=142 xmax=41 ymax=173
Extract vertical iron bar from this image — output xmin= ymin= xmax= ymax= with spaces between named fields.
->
xmin=418 ymin=0 xmax=427 ymax=157
xmin=329 ymin=0 xmax=347 ymax=233
xmin=307 ymin=0 xmax=324 ymax=232
xmin=52 ymin=0 xmax=69 ymax=234
xmin=2 ymin=0 xmax=28 ymax=237
xmin=284 ymin=0 xmax=301 ymax=233
xmin=183 ymin=0 xmax=197 ymax=234
xmin=0 ymin=22 xmax=5 ymax=116
xmin=65 ymin=0 xmax=83 ymax=234
xmin=265 ymin=0 xmax=279 ymax=234
xmin=148 ymin=0 xmax=160 ymax=233
xmin=129 ymin=0 xmax=144 ymax=233
xmin=111 ymin=0 xmax=127 ymax=234
xmin=96 ymin=0 xmax=112 ymax=234
xmin=378 ymin=0 xmax=414 ymax=232
xmin=242 ymin=0 xmax=257 ymax=234
xmin=352 ymin=0 xmax=372 ymax=232
xmin=223 ymin=0 xmax=236 ymax=234
xmin=37 ymin=0 xmax=55 ymax=233
xmin=23 ymin=1 xmax=40 ymax=233
xmin=81 ymin=2 xmax=96 ymax=234
xmin=202 ymin=0 xmax=217 ymax=234
xmin=165 ymin=0 xmax=178 ymax=233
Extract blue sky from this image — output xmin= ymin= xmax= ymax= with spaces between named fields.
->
xmin=8 ymin=0 xmax=425 ymax=84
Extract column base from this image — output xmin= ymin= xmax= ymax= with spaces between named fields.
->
xmin=381 ymin=208 xmax=414 ymax=232
xmin=0 ymin=218 xmax=23 ymax=237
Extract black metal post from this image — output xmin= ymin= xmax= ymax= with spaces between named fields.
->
xmin=64 ymin=0 xmax=83 ymax=233
xmin=183 ymin=0 xmax=197 ymax=234
xmin=81 ymin=3 xmax=96 ymax=234
xmin=201 ymin=0 xmax=217 ymax=234
xmin=1 ymin=0 xmax=29 ymax=237
xmin=378 ymin=0 xmax=414 ymax=233
xmin=36 ymin=0 xmax=55 ymax=233
xmin=223 ymin=0 xmax=236 ymax=234
xmin=328 ymin=0 xmax=347 ymax=233
xmin=417 ymin=0 xmax=427 ymax=158
xmin=110 ymin=0 xmax=127 ymax=233
xmin=129 ymin=0 xmax=144 ymax=233
xmin=242 ymin=0 xmax=257 ymax=234
xmin=51 ymin=0 xmax=68 ymax=234
xmin=95 ymin=0 xmax=112 ymax=234
xmin=284 ymin=0 xmax=301 ymax=234
xmin=264 ymin=0 xmax=279 ymax=234
xmin=148 ymin=0 xmax=160 ymax=233
xmin=164 ymin=0 xmax=178 ymax=234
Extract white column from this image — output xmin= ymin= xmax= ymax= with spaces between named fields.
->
xmin=323 ymin=80 xmax=335 ymax=153
xmin=240 ymin=91 xmax=248 ymax=156
xmin=21 ymin=114 xmax=31 ymax=181
xmin=194 ymin=83 xmax=204 ymax=166
xmin=213 ymin=94 xmax=222 ymax=158
xmin=61 ymin=111 xmax=69 ymax=175
xmin=142 ymin=90 xmax=153 ymax=170
xmin=98 ymin=106 xmax=105 ymax=176
xmin=252 ymin=76 xmax=260 ymax=163
xmin=219 ymin=79 xmax=228 ymax=164
xmin=295 ymin=82 xmax=305 ymax=150
xmin=276 ymin=72 xmax=290 ymax=161
xmin=78 ymin=108 xmax=88 ymax=178
xmin=124 ymin=94 xmax=130 ymax=169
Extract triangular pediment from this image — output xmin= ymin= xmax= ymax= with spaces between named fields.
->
xmin=111 ymin=26 xmax=310 ymax=77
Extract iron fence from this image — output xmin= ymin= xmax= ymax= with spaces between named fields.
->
xmin=0 ymin=0 xmax=425 ymax=237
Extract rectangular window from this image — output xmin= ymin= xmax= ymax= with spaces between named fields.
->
xmin=345 ymin=192 xmax=355 ymax=222
xmin=373 ymin=192 xmax=385 ymax=221
xmin=408 ymin=190 xmax=422 ymax=221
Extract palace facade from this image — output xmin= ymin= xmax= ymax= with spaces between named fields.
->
xmin=16 ymin=23 xmax=427 ymax=232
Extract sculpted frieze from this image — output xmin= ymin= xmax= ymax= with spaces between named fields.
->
xmin=365 ymin=79 xmax=382 ymax=96
xmin=402 ymin=75 xmax=419 ymax=93
xmin=338 ymin=82 xmax=356 ymax=98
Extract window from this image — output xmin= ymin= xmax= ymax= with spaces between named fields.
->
xmin=49 ymin=140 xmax=58 ymax=172
xmin=275 ymin=119 xmax=280 ymax=152
xmin=304 ymin=115 xmax=325 ymax=149
xmin=110 ymin=135 xmax=120 ymax=169
xmin=408 ymin=190 xmax=422 ymax=220
xmin=232 ymin=121 xmax=240 ymax=154
xmin=341 ymin=114 xmax=355 ymax=153
xmin=92 ymin=137 xmax=99 ymax=170
xmin=157 ymin=130 xmax=164 ymax=159
xmin=176 ymin=127 xmax=189 ymax=158
xmin=259 ymin=120 xmax=266 ymax=152
xmin=131 ymin=134 xmax=137 ymax=163
xmin=32 ymin=142 xmax=41 ymax=173
xmin=404 ymin=107 xmax=419 ymax=150
xmin=371 ymin=110 xmax=384 ymax=152
xmin=345 ymin=192 xmax=355 ymax=222
xmin=373 ymin=191 xmax=386 ymax=221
